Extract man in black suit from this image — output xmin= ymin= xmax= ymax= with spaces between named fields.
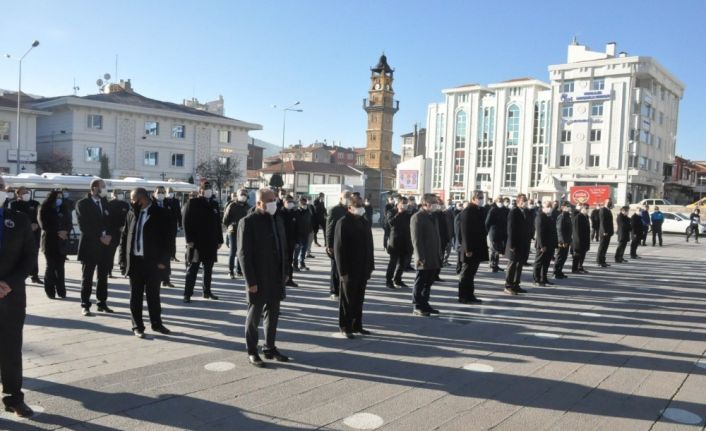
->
xmin=312 ymin=192 xmax=327 ymax=247
xmin=385 ymin=197 xmax=412 ymax=289
xmin=334 ymin=195 xmax=375 ymax=338
xmin=615 ymin=206 xmax=631 ymax=263
xmin=75 ymin=179 xmax=114 ymax=316
xmin=504 ymin=194 xmax=529 ymax=295
xmin=458 ymin=191 xmax=489 ymax=304
xmin=238 ymin=188 xmax=290 ymax=367
xmin=183 ymin=182 xmax=223 ymax=303
xmin=326 ymin=190 xmax=351 ymax=299
xmin=119 ymin=188 xmax=171 ymax=338
xmin=590 ymin=204 xmax=601 ymax=242
xmin=152 ymin=186 xmax=178 ymax=287
xmin=107 ymin=189 xmax=130 ymax=278
xmin=485 ymin=197 xmax=508 ymax=272
xmin=596 ymin=198 xmax=614 ymax=267
xmin=8 ymin=186 xmax=42 ymax=284
xmin=0 ymin=176 xmax=36 ymax=418
xmin=223 ymin=188 xmax=250 ymax=279
xmin=533 ymin=201 xmax=558 ymax=286
xmin=553 ymin=202 xmax=573 ymax=279
xmin=571 ymin=204 xmax=591 ymax=273
xmin=630 ymin=209 xmax=643 ymax=259
xmin=164 ymin=187 xmax=182 ymax=262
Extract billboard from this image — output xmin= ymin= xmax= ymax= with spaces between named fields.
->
xmin=569 ymin=185 xmax=612 ymax=206
xmin=398 ymin=170 xmax=419 ymax=190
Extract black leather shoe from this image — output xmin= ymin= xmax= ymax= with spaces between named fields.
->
xmin=544 ymin=280 xmax=555 ymax=285
xmin=97 ymin=305 xmax=114 ymax=313
xmin=163 ymin=281 xmax=175 ymax=287
xmin=286 ymin=280 xmax=298 ymax=287
xmin=5 ymin=402 xmax=34 ymax=418
xmin=31 ymin=276 xmax=42 ymax=284
xmin=248 ymin=354 xmax=265 ymax=367
xmin=152 ymin=325 xmax=171 ymax=335
xmin=579 ymin=268 xmax=589 ymax=273
xmin=515 ymin=286 xmax=528 ymax=293
xmin=340 ymin=329 xmax=355 ymax=338
xmin=386 ymin=282 xmax=396 ymax=289
xmin=413 ymin=309 xmax=430 ymax=317
xmin=263 ymin=349 xmax=290 ymax=362
xmin=133 ymin=329 xmax=145 ymax=338
xmin=355 ymin=328 xmax=372 ymax=335
xmin=395 ymin=281 xmax=409 ymax=288
xmin=236 ymin=271 xmax=244 ymax=277
xmin=183 ymin=297 xmax=191 ymax=304
xmin=203 ymin=293 xmax=219 ymax=300
xmin=229 ymin=272 xmax=236 ymax=280
xmin=504 ymin=287 xmax=518 ymax=295
xmin=428 ymin=308 xmax=440 ymax=315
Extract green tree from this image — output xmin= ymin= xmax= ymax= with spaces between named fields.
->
xmin=269 ymin=172 xmax=284 ymax=189
xmin=99 ymin=154 xmax=111 ymax=179
xmin=195 ymin=157 xmax=243 ymax=202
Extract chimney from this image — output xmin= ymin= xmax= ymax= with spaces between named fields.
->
xmin=606 ymin=42 xmax=616 ymax=57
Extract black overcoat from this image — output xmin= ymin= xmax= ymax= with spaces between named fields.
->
xmin=571 ymin=212 xmax=591 ymax=253
xmin=460 ymin=204 xmax=489 ymax=263
xmin=334 ymin=212 xmax=374 ymax=281
xmin=505 ymin=206 xmax=529 ymax=262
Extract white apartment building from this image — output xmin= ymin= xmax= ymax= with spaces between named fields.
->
xmin=0 ymin=93 xmax=50 ymax=174
xmin=32 ymin=80 xmax=261 ymax=183
xmin=421 ymin=41 xmax=684 ymax=205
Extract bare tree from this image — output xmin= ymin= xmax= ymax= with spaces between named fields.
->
xmin=195 ymin=156 xmax=243 ymax=202
xmin=36 ymin=150 xmax=73 ymax=175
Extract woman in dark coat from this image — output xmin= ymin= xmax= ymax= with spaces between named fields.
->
xmin=571 ymin=206 xmax=591 ymax=273
xmin=38 ymin=190 xmax=72 ymax=299
xmin=385 ymin=197 xmax=412 ymax=288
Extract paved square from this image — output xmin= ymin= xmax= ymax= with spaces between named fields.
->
xmin=2 ymin=229 xmax=705 ymax=430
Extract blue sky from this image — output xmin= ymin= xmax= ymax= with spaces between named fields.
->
xmin=1 ymin=0 xmax=704 ymax=159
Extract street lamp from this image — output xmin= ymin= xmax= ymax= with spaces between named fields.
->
xmin=275 ymin=101 xmax=303 ymax=189
xmin=6 ymin=40 xmax=40 ymax=175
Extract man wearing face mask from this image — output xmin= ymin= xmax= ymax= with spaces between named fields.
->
xmin=8 ymin=187 xmax=42 ymax=284
xmin=183 ymin=182 xmax=223 ymax=303
xmin=553 ymin=202 xmax=573 ymax=279
xmin=434 ymin=201 xmax=452 ymax=277
xmin=526 ymin=200 xmax=537 ymax=241
xmin=504 ymin=194 xmax=529 ymax=295
xmin=294 ymin=196 xmax=313 ymax=271
xmin=223 ymin=188 xmax=250 ymax=279
xmin=152 ymin=186 xmax=178 ymax=287
xmin=0 ymin=176 xmax=37 ymax=418
xmin=61 ymin=188 xmax=75 ymax=213
xmin=107 ymin=190 xmax=130 ymax=279
xmin=119 ymin=188 xmax=171 ymax=338
xmin=75 ymin=179 xmax=114 ymax=316
xmin=458 ymin=191 xmax=489 ymax=304
xmin=590 ymin=203 xmax=601 ymax=242
xmin=238 ymin=188 xmax=289 ymax=367
xmin=630 ymin=208 xmax=643 ymax=259
xmin=615 ymin=206 xmax=631 ymax=263
xmin=326 ymin=190 xmax=351 ymax=299
xmin=485 ymin=197 xmax=508 ymax=273
xmin=382 ymin=195 xmax=395 ymax=249
xmin=163 ymin=187 xmax=182 ymax=262
xmin=533 ymin=201 xmax=558 ymax=286
xmin=411 ymin=194 xmax=443 ymax=316
xmin=596 ymin=198 xmax=614 ymax=267
xmin=278 ymin=195 xmax=298 ymax=287
xmin=334 ymin=195 xmax=375 ymax=338
xmin=385 ymin=197 xmax=412 ymax=289
xmin=571 ymin=204 xmax=591 ymax=273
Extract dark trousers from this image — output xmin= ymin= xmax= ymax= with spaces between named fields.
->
xmin=30 ymin=232 xmax=40 ymax=277
xmin=294 ymin=239 xmax=308 ymax=266
xmin=161 ymin=259 xmax=172 ymax=284
xmin=687 ymin=225 xmax=700 ymax=241
xmin=339 ymin=277 xmax=367 ymax=332
xmin=490 ymin=250 xmax=502 ymax=269
xmin=641 ymin=225 xmax=649 ymax=245
xmin=44 ymin=253 xmax=66 ymax=298
xmin=630 ymin=235 xmax=640 ymax=257
xmin=554 ymin=246 xmax=569 ymax=275
xmin=129 ymin=257 xmax=163 ymax=331
xmin=506 ymin=259 xmax=523 ymax=286
xmin=285 ymin=246 xmax=295 ymax=281
xmin=615 ymin=240 xmax=628 ymax=262
xmin=596 ymin=235 xmax=611 ymax=264
xmin=169 ymin=229 xmax=177 ymax=259
xmin=383 ymin=226 xmax=390 ymax=249
xmin=184 ymin=259 xmax=214 ymax=298
xmin=413 ymin=269 xmax=436 ymax=310
xmin=329 ymin=257 xmax=340 ymax=295
xmin=107 ymin=241 xmax=119 ymax=274
xmin=591 ymin=227 xmax=599 ymax=241
xmin=533 ymin=247 xmax=554 ymax=282
xmin=81 ymin=258 xmax=110 ymax=309
xmin=0 ymin=304 xmax=25 ymax=408
xmin=571 ymin=251 xmax=586 ymax=271
xmin=245 ymin=301 xmax=280 ymax=355
xmin=228 ymin=232 xmax=242 ymax=274
xmin=386 ymin=251 xmax=408 ymax=284
xmin=652 ymin=225 xmax=663 ymax=246
xmin=458 ymin=257 xmax=480 ymax=300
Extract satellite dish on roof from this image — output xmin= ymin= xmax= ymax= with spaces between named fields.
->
xmin=96 ymin=79 xmax=104 ymax=87
xmin=104 ymin=73 xmax=111 ymax=80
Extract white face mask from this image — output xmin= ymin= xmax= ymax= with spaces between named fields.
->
xmin=99 ymin=188 xmax=108 ymax=198
xmin=265 ymin=201 xmax=277 ymax=215
xmin=581 ymin=208 xmax=588 ymax=215
xmin=341 ymin=198 xmax=350 ymax=206
xmin=400 ymin=204 xmax=409 ymax=210
xmin=477 ymin=199 xmax=484 ymax=207
xmin=496 ymin=201 xmax=503 ymax=208
xmin=286 ymin=202 xmax=295 ymax=210
xmin=22 ymin=193 xmax=31 ymax=202
xmin=431 ymin=204 xmax=442 ymax=212
xmin=203 ymin=189 xmax=213 ymax=199
xmin=0 ymin=191 xmax=7 ymax=204
xmin=353 ymin=207 xmax=366 ymax=216
xmin=543 ymin=207 xmax=553 ymax=214
xmin=300 ymin=204 xmax=308 ymax=209
xmin=156 ymin=193 xmax=165 ymax=201
xmin=63 ymin=192 xmax=70 ymax=198
xmin=238 ymin=195 xmax=248 ymax=202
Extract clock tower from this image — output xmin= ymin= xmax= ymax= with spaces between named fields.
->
xmin=363 ymin=53 xmax=399 ymax=205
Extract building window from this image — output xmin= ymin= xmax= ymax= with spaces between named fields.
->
xmin=172 ymin=125 xmax=185 ymax=139
xmin=504 ymin=147 xmax=518 ymax=187
xmin=450 ymin=192 xmax=466 ymax=201
xmin=561 ymin=130 xmax=572 ymax=142
xmin=313 ymin=174 xmax=325 ymax=184
xmin=561 ymin=105 xmax=573 ymax=118
xmin=641 ymin=102 xmax=652 ymax=119
xmin=144 ymin=151 xmax=159 ymax=166
xmin=171 ymin=153 xmax=184 ymax=167
xmin=458 ymin=93 xmax=468 ymax=103
xmin=476 ymin=107 xmax=494 ymax=168
xmin=657 ymin=136 xmax=662 ymax=148
xmin=0 ymin=121 xmax=9 ymax=141
xmin=659 ymin=112 xmax=664 ymax=125
xmin=531 ymin=101 xmax=548 ymax=187
xmin=145 ymin=121 xmax=159 ymax=136
xmin=588 ymin=154 xmax=600 ymax=167
xmin=639 ymin=156 xmax=648 ymax=169
xmin=219 ymin=130 xmax=231 ymax=144
xmin=328 ymin=175 xmax=340 ymax=184
xmin=591 ymin=102 xmax=604 ymax=117
xmin=590 ymin=129 xmax=602 ymax=142
xmin=506 ymin=104 xmax=520 ymax=145
xmin=87 ymin=114 xmax=103 ymax=130
xmin=561 ymin=80 xmax=575 ymax=93
xmin=628 ymin=155 xmax=638 ymax=168
xmin=453 ymin=110 xmax=467 ymax=187
xmin=432 ymin=113 xmax=445 ymax=189
xmin=85 ymin=147 xmax=102 ymax=162
xmin=591 ymin=78 xmax=605 ymax=91
xmin=218 ymin=156 xmax=231 ymax=167
xmin=559 ymin=154 xmax=571 ymax=167
xmin=296 ymin=173 xmax=309 ymax=187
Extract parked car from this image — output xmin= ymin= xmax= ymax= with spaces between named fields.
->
xmin=630 ymin=198 xmax=672 ymax=210
xmin=658 ymin=211 xmax=706 ymax=235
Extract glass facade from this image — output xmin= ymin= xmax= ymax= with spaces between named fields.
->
xmin=503 ymin=105 xmax=520 ymax=187
xmin=432 ymin=113 xmax=445 ymax=189
xmin=453 ymin=110 xmax=467 ymax=187
xmin=476 ymin=107 xmax=494 ymax=168
xmin=531 ymin=101 xmax=548 ymax=187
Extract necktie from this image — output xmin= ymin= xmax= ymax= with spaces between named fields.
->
xmin=136 ymin=210 xmax=144 ymax=253
xmin=96 ymin=199 xmax=102 ymax=214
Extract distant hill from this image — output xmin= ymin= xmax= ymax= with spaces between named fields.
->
xmin=252 ymin=139 xmax=280 ymax=157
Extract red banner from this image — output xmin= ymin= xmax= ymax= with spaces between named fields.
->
xmin=569 ymin=186 xmax=611 ymax=206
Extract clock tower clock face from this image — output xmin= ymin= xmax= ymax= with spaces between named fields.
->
xmin=374 ymin=83 xmax=381 ymax=90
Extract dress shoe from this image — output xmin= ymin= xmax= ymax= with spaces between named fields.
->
xmin=428 ymin=308 xmax=440 ymax=315
xmin=133 ymin=329 xmax=145 ymax=338
xmin=579 ymin=268 xmax=589 ymax=273
xmin=395 ymin=281 xmax=409 ymax=288
xmin=82 ymin=308 xmax=93 ymax=317
xmin=300 ymin=264 xmax=310 ymax=271
xmin=355 ymin=328 xmax=372 ymax=335
xmin=386 ymin=282 xmax=396 ymax=290
xmin=163 ymin=281 xmax=175 ymax=287
xmin=491 ymin=267 xmax=499 ymax=273
xmin=172 ymin=257 xmax=180 ymax=262
xmin=413 ymin=309 xmax=430 ymax=317
xmin=306 ymin=254 xmax=315 ymax=259
xmin=263 ymin=349 xmax=290 ymax=362
xmin=31 ymin=276 xmax=42 ymax=284
xmin=97 ymin=305 xmax=114 ymax=313
xmin=286 ymin=280 xmax=298 ymax=287
xmin=58 ymin=293 xmax=66 ymax=299
xmin=183 ymin=297 xmax=191 ymax=304
xmin=504 ymin=287 xmax=518 ymax=296
xmin=108 ymin=274 xmax=115 ymax=279
xmin=435 ymin=277 xmax=446 ymax=282
xmin=46 ymin=294 xmax=56 ymax=299
xmin=534 ymin=282 xmax=546 ymax=287
xmin=544 ymin=280 xmax=555 ymax=286
xmin=229 ymin=272 xmax=236 ymax=280
xmin=571 ymin=270 xmax=580 ymax=274
xmin=459 ymin=296 xmax=482 ymax=304
xmin=555 ymin=274 xmax=567 ymax=279
xmin=203 ymin=293 xmax=219 ymax=300
xmin=293 ymin=265 xmax=300 ymax=272
xmin=5 ymin=402 xmax=34 ymax=418
xmin=236 ymin=271 xmax=244 ymax=277
xmin=248 ymin=354 xmax=265 ymax=367
xmin=152 ymin=325 xmax=171 ymax=335
xmin=599 ymin=263 xmax=609 ymax=268
xmin=515 ymin=286 xmax=528 ymax=293
xmin=340 ymin=330 xmax=356 ymax=338
xmin=330 ymin=294 xmax=339 ymax=300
